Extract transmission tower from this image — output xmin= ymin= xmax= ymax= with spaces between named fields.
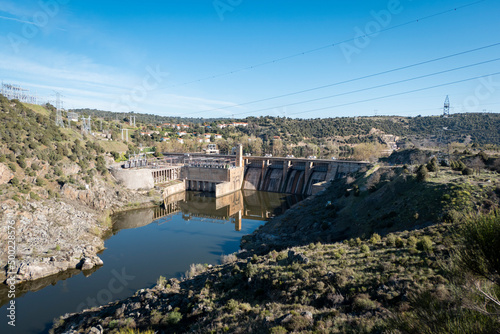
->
xmin=54 ymin=91 xmax=65 ymax=127
xmin=443 ymin=95 xmax=450 ymax=117
xmin=82 ymin=116 xmax=91 ymax=135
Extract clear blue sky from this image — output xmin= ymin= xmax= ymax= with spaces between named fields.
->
xmin=1 ymin=0 xmax=499 ymax=118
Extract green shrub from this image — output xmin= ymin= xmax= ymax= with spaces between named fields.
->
xmin=385 ymin=234 xmax=396 ymax=247
xmin=416 ymin=165 xmax=429 ymax=182
xmin=10 ymin=177 xmax=19 ymax=186
xmin=353 ymin=294 xmax=377 ymax=311
xmin=395 ymin=237 xmax=405 ymax=248
xmin=35 ymin=178 xmax=45 ymax=187
xmin=456 ymin=211 xmax=500 ymax=284
xmin=269 ymin=326 xmax=288 ymax=334
xmin=417 ymin=236 xmax=433 ymax=252
xmin=360 ymin=244 xmax=370 ymax=254
xmin=407 ymin=236 xmax=417 ymax=247
xmin=164 ymin=311 xmax=182 ymax=325
xmin=369 ymin=233 xmax=381 ymax=245
xmin=8 ymin=162 xmax=16 ymax=172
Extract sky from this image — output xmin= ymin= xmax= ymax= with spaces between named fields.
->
xmin=0 ymin=0 xmax=499 ymax=119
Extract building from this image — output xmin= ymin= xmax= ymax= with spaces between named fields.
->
xmin=206 ymin=144 xmax=219 ymax=154
xmin=214 ymin=134 xmax=223 ymax=139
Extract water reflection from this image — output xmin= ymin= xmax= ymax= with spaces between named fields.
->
xmin=112 ymin=190 xmax=304 ymax=234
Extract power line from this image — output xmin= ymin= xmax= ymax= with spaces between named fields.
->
xmin=287 ymin=71 xmax=500 ymax=117
xmin=221 ymin=57 xmax=500 ymax=118
xmin=169 ymin=0 xmax=487 ymax=89
xmin=183 ymin=41 xmax=500 ymax=116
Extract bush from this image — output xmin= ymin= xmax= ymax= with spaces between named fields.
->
xmin=417 ymin=236 xmax=433 ymax=252
xmin=360 ymin=244 xmax=370 ymax=254
xmin=456 ymin=211 xmax=500 ymax=284
xmin=416 ymin=165 xmax=429 ymax=182
xmin=164 ymin=311 xmax=182 ymax=325
xmin=35 ymin=178 xmax=45 ymax=187
xmin=29 ymin=192 xmax=40 ymax=200
xmin=385 ymin=234 xmax=396 ymax=247
xmin=395 ymin=237 xmax=405 ymax=248
xmin=462 ymin=167 xmax=473 ymax=176
xmin=369 ymin=233 xmax=381 ymax=245
xmin=10 ymin=177 xmax=19 ymax=186
xmin=269 ymin=326 xmax=288 ymax=334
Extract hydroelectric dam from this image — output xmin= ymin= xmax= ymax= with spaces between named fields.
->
xmin=110 ymin=146 xmax=369 ymax=198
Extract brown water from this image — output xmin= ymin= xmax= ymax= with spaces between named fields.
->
xmin=0 ymin=190 xmax=303 ymax=334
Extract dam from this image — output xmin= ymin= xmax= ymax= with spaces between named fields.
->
xmin=110 ymin=145 xmax=369 ymax=197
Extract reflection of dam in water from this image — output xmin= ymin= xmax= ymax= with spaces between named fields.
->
xmin=112 ymin=190 xmax=304 ymax=234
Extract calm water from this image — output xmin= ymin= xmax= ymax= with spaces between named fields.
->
xmin=0 ymin=190 xmax=303 ymax=334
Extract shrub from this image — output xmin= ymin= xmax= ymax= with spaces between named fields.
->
xmin=35 ymin=178 xmax=45 ymax=187
xmin=407 ymin=236 xmax=417 ymax=247
xmin=416 ymin=165 xmax=429 ymax=182
xmin=417 ymin=236 xmax=433 ymax=252
xmin=385 ymin=234 xmax=396 ymax=247
xmin=360 ymin=244 xmax=370 ymax=254
xmin=10 ymin=177 xmax=19 ymax=186
xmin=221 ymin=253 xmax=238 ymax=264
xmin=269 ymin=326 xmax=288 ymax=334
xmin=462 ymin=167 xmax=473 ymax=176
xmin=156 ymin=275 xmax=166 ymax=288
xmin=226 ymin=299 xmax=239 ymax=314
xmin=164 ymin=311 xmax=182 ymax=325
xmin=245 ymin=263 xmax=257 ymax=278
xmin=369 ymin=233 xmax=381 ymax=245
xmin=395 ymin=237 xmax=405 ymax=248
xmin=456 ymin=211 xmax=500 ymax=284
xmin=353 ymin=294 xmax=377 ymax=311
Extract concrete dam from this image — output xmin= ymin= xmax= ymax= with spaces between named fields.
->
xmin=111 ymin=146 xmax=369 ymax=197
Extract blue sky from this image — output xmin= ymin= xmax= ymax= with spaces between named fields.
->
xmin=1 ymin=0 xmax=499 ymax=118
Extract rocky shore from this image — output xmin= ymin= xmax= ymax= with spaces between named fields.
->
xmin=0 ymin=178 xmax=157 ymax=285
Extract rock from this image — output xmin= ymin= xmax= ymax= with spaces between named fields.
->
xmin=0 ymin=163 xmax=14 ymax=185
xmin=302 ymin=311 xmax=313 ymax=321
xmin=77 ymin=257 xmax=94 ymax=271
xmin=288 ymin=250 xmax=310 ymax=264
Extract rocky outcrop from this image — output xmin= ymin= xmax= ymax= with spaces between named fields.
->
xmin=0 ymin=200 xmax=105 ymax=284
xmin=0 ymin=163 xmax=14 ymax=185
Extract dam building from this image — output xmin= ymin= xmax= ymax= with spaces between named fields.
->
xmin=110 ymin=145 xmax=369 ymax=198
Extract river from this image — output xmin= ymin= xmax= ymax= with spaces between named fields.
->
xmin=0 ymin=190 xmax=303 ymax=334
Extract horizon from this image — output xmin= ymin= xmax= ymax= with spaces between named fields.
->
xmin=1 ymin=0 xmax=499 ymax=118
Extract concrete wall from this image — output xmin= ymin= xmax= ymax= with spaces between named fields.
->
xmin=162 ymin=180 xmax=186 ymax=198
xmin=215 ymin=167 xmax=244 ymax=197
xmin=182 ymin=166 xmax=231 ymax=182
xmin=111 ymin=168 xmax=155 ymax=190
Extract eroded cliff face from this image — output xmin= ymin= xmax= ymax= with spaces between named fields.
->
xmin=0 ymin=178 xmax=156 ymax=284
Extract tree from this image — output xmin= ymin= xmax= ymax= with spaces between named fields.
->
xmin=416 ymin=165 xmax=429 ymax=182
